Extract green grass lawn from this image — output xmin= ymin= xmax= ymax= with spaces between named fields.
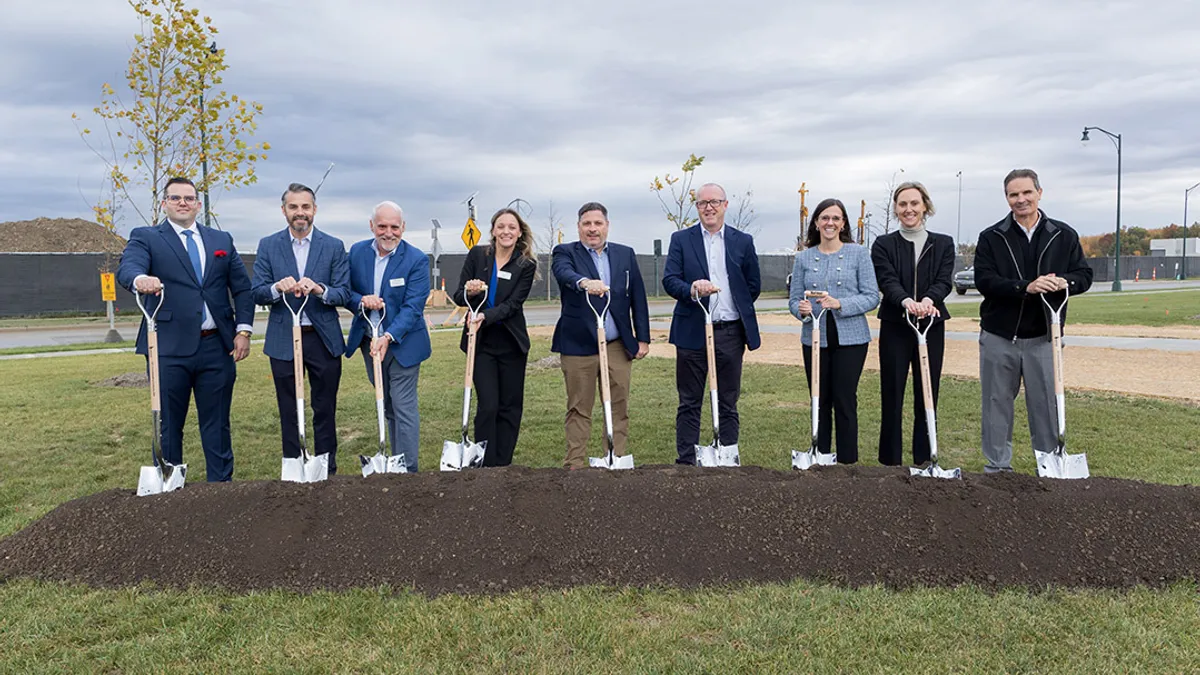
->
xmin=1 ymin=332 xmax=1198 ymax=671
xmin=948 ymin=288 xmax=1200 ymax=327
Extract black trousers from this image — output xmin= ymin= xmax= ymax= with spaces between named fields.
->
xmin=877 ymin=318 xmax=945 ymax=466
xmin=472 ymin=327 xmax=527 ymax=467
xmin=270 ymin=329 xmax=342 ymax=473
xmin=675 ymin=320 xmax=746 ymax=464
xmin=801 ymin=318 xmax=868 ymax=464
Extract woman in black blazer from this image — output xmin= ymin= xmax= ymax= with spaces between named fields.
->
xmin=870 ymin=181 xmax=957 ymax=467
xmin=452 ymin=207 xmax=538 ymax=466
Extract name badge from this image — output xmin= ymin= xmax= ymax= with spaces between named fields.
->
xmin=497 ymin=270 xmax=512 ymax=280
xmin=389 ymin=277 xmax=406 ymax=287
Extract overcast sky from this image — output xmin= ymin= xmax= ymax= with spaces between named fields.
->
xmin=2 ymin=0 xmax=1199 ymax=256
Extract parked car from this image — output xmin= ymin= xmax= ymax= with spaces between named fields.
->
xmin=954 ymin=266 xmax=975 ymax=295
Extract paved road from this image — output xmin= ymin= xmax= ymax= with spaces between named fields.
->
xmin=2 ymin=280 xmax=1197 ymax=353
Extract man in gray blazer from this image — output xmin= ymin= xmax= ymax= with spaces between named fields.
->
xmin=251 ymin=183 xmax=351 ymax=473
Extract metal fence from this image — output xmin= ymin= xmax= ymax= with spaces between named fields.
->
xmin=0 ymin=251 xmax=1171 ymax=317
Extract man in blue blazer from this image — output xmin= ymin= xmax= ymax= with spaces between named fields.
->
xmin=345 ymin=201 xmax=431 ymax=472
xmin=551 ymin=202 xmax=651 ymax=469
xmin=662 ymin=183 xmax=761 ymax=465
xmin=251 ymin=183 xmax=351 ymax=474
xmin=117 ymin=176 xmax=255 ymax=481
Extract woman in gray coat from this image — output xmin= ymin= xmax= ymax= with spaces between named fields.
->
xmin=789 ymin=198 xmax=880 ymax=463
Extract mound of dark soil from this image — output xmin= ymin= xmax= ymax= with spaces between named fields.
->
xmin=1 ymin=466 xmax=1197 ymax=596
xmin=0 ymin=217 xmax=126 ymax=253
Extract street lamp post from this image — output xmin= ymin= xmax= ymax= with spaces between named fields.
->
xmin=1081 ymin=126 xmax=1123 ymax=291
xmin=200 ymin=41 xmax=217 ymax=228
xmin=1184 ymin=182 xmax=1200 ymax=280
xmin=883 ymin=168 xmax=904 ymax=233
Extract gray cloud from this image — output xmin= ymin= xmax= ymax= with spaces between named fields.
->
xmin=1 ymin=0 xmax=1198 ymax=258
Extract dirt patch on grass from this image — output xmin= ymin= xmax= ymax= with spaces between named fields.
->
xmin=530 ymin=316 xmax=1200 ymax=402
xmin=93 ymin=372 xmax=148 ymax=388
xmin=1 ymin=466 xmax=1196 ymax=595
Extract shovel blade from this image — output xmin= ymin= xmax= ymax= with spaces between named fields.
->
xmin=385 ymin=453 xmax=408 ymax=474
xmin=440 ymin=439 xmax=487 ymax=471
xmin=1034 ymin=449 xmax=1090 ymax=479
xmin=588 ymin=452 xmax=635 ymax=470
xmin=136 ymin=463 xmax=188 ymax=497
xmin=360 ymin=453 xmax=387 ymax=478
xmin=791 ymin=448 xmax=836 ymax=471
xmin=910 ymin=464 xmax=963 ymax=479
xmin=281 ymin=453 xmax=330 ymax=483
xmin=696 ymin=443 xmax=740 ymax=467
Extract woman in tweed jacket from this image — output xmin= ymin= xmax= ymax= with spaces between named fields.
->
xmin=788 ymin=198 xmax=880 ymax=463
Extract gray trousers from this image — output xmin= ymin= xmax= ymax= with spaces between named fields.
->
xmin=361 ymin=343 xmax=421 ymax=472
xmin=979 ymin=330 xmax=1057 ymax=472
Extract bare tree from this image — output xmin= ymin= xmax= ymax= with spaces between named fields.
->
xmin=540 ymin=201 xmax=564 ymax=300
xmin=727 ymin=186 xmax=760 ymax=236
xmin=541 ymin=200 xmax=563 ymax=254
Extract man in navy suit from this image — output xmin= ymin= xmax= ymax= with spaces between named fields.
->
xmin=251 ymin=183 xmax=350 ymax=473
xmin=551 ymin=202 xmax=651 ymax=469
xmin=117 ymin=176 xmax=255 ymax=481
xmin=345 ymin=201 xmax=431 ymax=472
xmin=662 ymin=183 xmax=761 ymax=465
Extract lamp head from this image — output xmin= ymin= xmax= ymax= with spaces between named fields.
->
xmin=1081 ymin=128 xmax=1090 ymax=142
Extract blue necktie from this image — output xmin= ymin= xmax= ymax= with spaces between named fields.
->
xmin=183 ymin=230 xmax=207 ymax=324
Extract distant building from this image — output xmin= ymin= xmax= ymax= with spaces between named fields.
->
xmin=1149 ymin=238 xmax=1200 ymax=257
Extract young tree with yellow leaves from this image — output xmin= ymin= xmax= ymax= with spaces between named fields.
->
xmin=73 ymin=0 xmax=268 ymax=234
xmin=650 ymin=153 xmax=705 ymax=230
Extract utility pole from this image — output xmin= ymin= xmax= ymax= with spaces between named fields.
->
xmin=956 ymin=170 xmax=963 ymax=246
xmin=797 ymin=181 xmax=809 ymax=249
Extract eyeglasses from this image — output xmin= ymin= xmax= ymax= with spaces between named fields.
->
xmin=818 ymin=215 xmax=844 ymax=224
xmin=696 ymin=199 xmax=726 ymax=209
xmin=165 ymin=195 xmax=200 ymax=204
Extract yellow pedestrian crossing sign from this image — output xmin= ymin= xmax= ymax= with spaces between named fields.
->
xmin=100 ymin=273 xmax=116 ymax=301
xmin=461 ymin=217 xmax=481 ymax=248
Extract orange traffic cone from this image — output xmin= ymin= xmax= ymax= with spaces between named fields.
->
xmin=1152 ymin=267 xmax=1157 ymax=280
xmin=1134 ymin=269 xmax=1140 ymax=282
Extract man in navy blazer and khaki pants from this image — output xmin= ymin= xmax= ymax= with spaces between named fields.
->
xmin=551 ymin=202 xmax=651 ymax=469
xmin=662 ymin=183 xmax=761 ymax=465
xmin=117 ymin=176 xmax=255 ymax=481
xmin=345 ymin=201 xmax=431 ymax=472
xmin=251 ymin=183 xmax=350 ymax=473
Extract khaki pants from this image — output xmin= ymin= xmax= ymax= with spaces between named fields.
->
xmin=561 ymin=341 xmax=633 ymax=468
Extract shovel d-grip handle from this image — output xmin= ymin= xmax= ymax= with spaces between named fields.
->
xmin=361 ymin=304 xmax=389 ymax=453
xmin=1041 ymin=286 xmax=1070 ymax=450
xmin=693 ymin=291 xmax=723 ymax=442
xmin=587 ymin=290 xmax=616 ymax=456
xmin=136 ymin=289 xmax=166 ymax=468
xmin=460 ymin=287 xmax=488 ymax=437
xmin=283 ymin=293 xmax=311 ymax=456
xmin=802 ymin=291 xmax=829 ymax=448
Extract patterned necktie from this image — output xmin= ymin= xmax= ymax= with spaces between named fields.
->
xmin=183 ymin=230 xmax=207 ymax=324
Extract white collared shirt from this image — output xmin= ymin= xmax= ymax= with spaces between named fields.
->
xmin=370 ymin=243 xmax=397 ymax=327
xmin=170 ymin=219 xmax=215 ymax=331
xmin=701 ymin=225 xmax=739 ymax=322
xmin=269 ymin=229 xmax=315 ymax=325
xmin=1017 ymin=213 xmax=1043 ymax=241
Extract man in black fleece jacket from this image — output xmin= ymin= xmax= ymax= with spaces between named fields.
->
xmin=974 ymin=169 xmax=1094 ymax=473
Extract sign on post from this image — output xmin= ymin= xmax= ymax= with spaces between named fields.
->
xmin=100 ymin=273 xmax=117 ymax=301
xmin=461 ymin=217 xmax=481 ymax=249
